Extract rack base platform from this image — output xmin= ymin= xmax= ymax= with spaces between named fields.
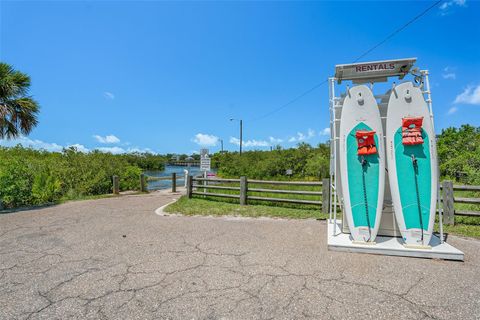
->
xmin=327 ymin=221 xmax=464 ymax=261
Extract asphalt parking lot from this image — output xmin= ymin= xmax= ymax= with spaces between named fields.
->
xmin=1 ymin=191 xmax=479 ymax=319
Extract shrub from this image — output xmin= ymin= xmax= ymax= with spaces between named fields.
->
xmin=0 ymin=146 xmax=164 ymax=208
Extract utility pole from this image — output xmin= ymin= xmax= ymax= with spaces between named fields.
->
xmin=239 ymin=120 xmax=243 ymax=156
xmin=220 ymin=139 xmax=224 ymax=153
xmin=230 ymin=118 xmax=243 ymax=156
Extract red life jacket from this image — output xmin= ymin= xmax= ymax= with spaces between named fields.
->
xmin=355 ymin=130 xmax=377 ymax=155
xmin=402 ymin=117 xmax=424 ymax=145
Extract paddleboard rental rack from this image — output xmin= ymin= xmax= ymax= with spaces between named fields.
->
xmin=327 ymin=58 xmax=464 ymax=260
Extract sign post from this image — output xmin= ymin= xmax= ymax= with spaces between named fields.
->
xmin=200 ymin=149 xmax=211 ymax=197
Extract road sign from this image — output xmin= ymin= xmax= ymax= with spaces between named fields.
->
xmin=200 ymin=154 xmax=211 ymax=171
xmin=200 ymin=148 xmax=209 ymax=157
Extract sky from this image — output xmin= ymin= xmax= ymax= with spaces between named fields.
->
xmin=0 ymin=0 xmax=479 ymax=155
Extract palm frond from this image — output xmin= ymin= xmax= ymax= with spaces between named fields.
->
xmin=0 ymin=62 xmax=40 ymax=139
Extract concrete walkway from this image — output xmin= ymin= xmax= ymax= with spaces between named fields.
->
xmin=1 ymin=191 xmax=479 ymax=319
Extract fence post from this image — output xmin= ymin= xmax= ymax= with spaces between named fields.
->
xmin=172 ymin=173 xmax=177 ymax=193
xmin=240 ymin=176 xmax=248 ymax=205
xmin=322 ymin=178 xmax=330 ymax=214
xmin=184 ymin=169 xmax=188 ymax=188
xmin=203 ymin=171 xmax=207 ymax=197
xmin=140 ymin=173 xmax=147 ymax=192
xmin=442 ymin=180 xmax=455 ymax=225
xmin=112 ymin=175 xmax=119 ymax=195
xmin=187 ymin=175 xmax=193 ymax=198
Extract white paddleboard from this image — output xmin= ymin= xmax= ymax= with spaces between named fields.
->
xmin=339 ymin=85 xmax=385 ymax=242
xmin=386 ymin=82 xmax=438 ymax=246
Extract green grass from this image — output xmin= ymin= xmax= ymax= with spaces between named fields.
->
xmin=167 ymin=196 xmax=480 ymax=238
xmin=435 ymin=215 xmax=480 ymax=239
xmin=439 ymin=223 xmax=480 ymax=239
xmin=435 ymin=189 xmax=480 ymax=239
xmin=165 ymin=196 xmax=328 ymax=220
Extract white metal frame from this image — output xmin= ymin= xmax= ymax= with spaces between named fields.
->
xmin=328 ymin=68 xmax=445 ymax=243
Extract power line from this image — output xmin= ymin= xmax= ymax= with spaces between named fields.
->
xmin=352 ymin=0 xmax=442 ymax=63
xmin=252 ymin=0 xmax=443 ymax=121
xmin=252 ymin=80 xmax=328 ymax=121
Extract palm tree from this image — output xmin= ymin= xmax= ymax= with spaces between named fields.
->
xmin=0 ymin=62 xmax=39 ymax=139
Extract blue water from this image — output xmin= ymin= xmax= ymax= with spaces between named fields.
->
xmin=145 ymin=165 xmax=214 ymax=190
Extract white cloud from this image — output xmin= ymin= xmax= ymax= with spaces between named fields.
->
xmin=229 ymin=137 xmax=269 ymax=148
xmin=129 ymin=147 xmax=154 ymax=153
xmin=454 ymin=85 xmax=480 ymax=105
xmin=269 ymin=136 xmax=283 ymax=144
xmin=442 ymin=67 xmax=456 ymax=80
xmin=307 ymin=129 xmax=315 ymax=138
xmin=447 ymin=107 xmax=458 ymax=115
xmin=67 ymin=144 xmax=89 ymax=152
xmin=94 ymin=146 xmax=157 ymax=154
xmin=103 ymin=91 xmax=115 ymax=100
xmin=439 ymin=0 xmax=466 ymax=15
xmin=192 ymin=133 xmax=219 ymax=147
xmin=0 ymin=136 xmax=63 ymax=152
xmin=95 ymin=146 xmax=126 ymax=154
xmin=289 ymin=132 xmax=306 ymax=143
xmin=0 ymin=137 xmax=90 ymax=153
xmin=245 ymin=140 xmax=269 ymax=147
xmin=93 ymin=134 xmax=121 ymax=144
xmin=319 ymin=127 xmax=331 ymax=136
xmin=227 ymin=129 xmax=321 ymax=148
xmin=0 ymin=136 xmax=158 ymax=155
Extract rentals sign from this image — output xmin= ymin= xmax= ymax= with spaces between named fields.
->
xmin=334 ymin=58 xmax=417 ymax=84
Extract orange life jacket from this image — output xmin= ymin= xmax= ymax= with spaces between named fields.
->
xmin=355 ymin=130 xmax=377 ymax=155
xmin=402 ymin=117 xmax=424 ymax=145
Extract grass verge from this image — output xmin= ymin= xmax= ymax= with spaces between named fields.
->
xmin=435 ymin=215 xmax=480 ymax=239
xmin=166 ymin=197 xmax=480 ymax=239
xmin=164 ymin=196 xmax=328 ymax=220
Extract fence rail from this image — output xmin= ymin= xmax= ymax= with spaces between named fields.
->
xmin=112 ymin=173 xmax=479 ymax=225
xmin=187 ymin=176 xmax=329 ymax=211
xmin=248 ymin=179 xmax=323 ymax=186
xmin=185 ymin=177 xmax=479 ymax=224
xmin=440 ymin=181 xmax=480 ymax=224
xmin=454 ymin=197 xmax=480 ymax=204
xmin=452 ymin=185 xmax=480 ymax=191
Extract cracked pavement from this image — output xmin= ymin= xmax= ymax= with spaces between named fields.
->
xmin=1 ymin=191 xmax=480 ymax=319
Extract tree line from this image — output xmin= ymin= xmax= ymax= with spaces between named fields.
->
xmin=0 ymin=146 xmax=166 ymax=209
xmin=212 ymin=142 xmax=330 ymax=180
xmin=212 ymin=125 xmax=480 ymax=185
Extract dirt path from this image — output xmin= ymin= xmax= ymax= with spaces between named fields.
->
xmin=1 ymin=191 xmax=479 ymax=319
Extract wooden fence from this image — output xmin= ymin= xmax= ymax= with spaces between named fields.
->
xmin=110 ymin=173 xmax=479 ymax=225
xmin=441 ymin=181 xmax=480 ymax=224
xmin=184 ymin=176 xmax=479 ymax=225
xmin=186 ymin=176 xmax=330 ymax=213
